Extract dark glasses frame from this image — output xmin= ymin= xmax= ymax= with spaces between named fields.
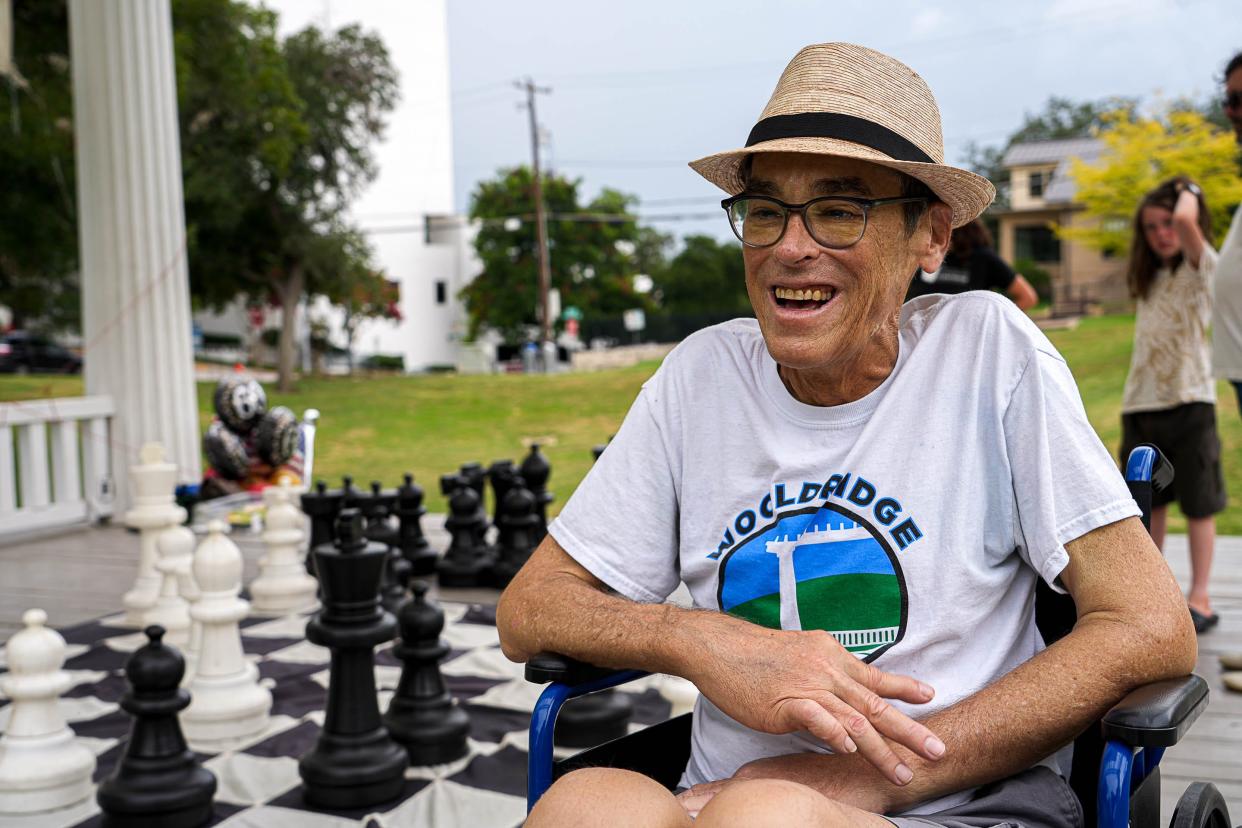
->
xmin=720 ymin=193 xmax=928 ymax=249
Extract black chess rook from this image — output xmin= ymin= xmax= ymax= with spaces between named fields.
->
xmin=95 ymin=626 xmax=217 ymax=828
xmin=383 ymin=582 xmax=471 ymax=765
xmin=298 ymin=510 xmax=408 ymax=809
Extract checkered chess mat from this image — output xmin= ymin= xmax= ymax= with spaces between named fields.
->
xmin=0 ymin=604 xmax=674 ymax=827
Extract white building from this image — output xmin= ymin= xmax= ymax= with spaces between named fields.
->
xmin=194 ymin=0 xmax=482 ymax=373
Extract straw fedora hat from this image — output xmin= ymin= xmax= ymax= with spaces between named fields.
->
xmin=690 ymin=43 xmax=994 ymax=228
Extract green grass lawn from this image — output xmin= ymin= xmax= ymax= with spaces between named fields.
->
xmin=2 ymin=315 xmax=1239 ymax=532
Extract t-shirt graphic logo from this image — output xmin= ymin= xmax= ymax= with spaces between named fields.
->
xmin=717 ymin=504 xmax=908 ymax=662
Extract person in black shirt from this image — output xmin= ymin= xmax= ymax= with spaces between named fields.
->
xmin=905 ymin=219 xmax=1038 ymax=310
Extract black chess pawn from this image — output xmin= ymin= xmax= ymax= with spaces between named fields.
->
xmin=383 ymin=582 xmax=470 ymax=765
xmin=301 ymin=480 xmax=343 ymax=577
xmin=489 ymin=477 xmax=540 ymax=588
xmin=436 ymin=484 xmax=492 ymax=587
xmin=486 ymin=459 xmax=517 ymax=525
xmin=96 ymin=626 xmax=217 ymax=828
xmin=396 ymin=473 xmax=437 ymax=576
xmin=299 ymin=510 xmax=408 ymax=809
xmin=520 ymin=444 xmax=555 ymax=539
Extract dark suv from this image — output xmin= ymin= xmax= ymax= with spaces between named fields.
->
xmin=0 ymin=331 xmax=83 ymax=374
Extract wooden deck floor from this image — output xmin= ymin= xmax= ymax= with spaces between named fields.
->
xmin=1 ymin=523 xmax=1239 ymax=820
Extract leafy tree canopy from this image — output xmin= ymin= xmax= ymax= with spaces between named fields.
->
xmin=653 ymin=235 xmax=748 ymax=315
xmin=463 ymin=166 xmax=655 ymax=340
xmin=1062 ymin=107 xmax=1242 ymax=255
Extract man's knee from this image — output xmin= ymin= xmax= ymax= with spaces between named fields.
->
xmin=527 ymin=767 xmax=690 ymax=827
xmin=696 ymin=779 xmax=855 ymax=828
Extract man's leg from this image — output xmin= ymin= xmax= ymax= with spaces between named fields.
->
xmin=1149 ymin=504 xmax=1168 ymax=551
xmin=525 ymin=768 xmax=693 ymax=828
xmin=694 ymin=779 xmax=893 ymax=828
xmin=1186 ymin=514 xmax=1215 ymax=617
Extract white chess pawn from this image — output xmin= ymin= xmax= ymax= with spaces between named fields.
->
xmin=123 ymin=443 xmax=184 ymax=626
xmin=249 ymin=480 xmax=318 ymax=615
xmin=180 ymin=521 xmax=272 ymax=750
xmin=0 ymin=609 xmax=96 ymax=814
xmin=142 ymin=523 xmax=197 ymax=645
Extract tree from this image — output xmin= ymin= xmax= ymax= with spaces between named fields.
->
xmin=654 ymin=235 xmax=749 ymax=315
xmin=1062 ymin=107 xmax=1242 ymax=255
xmin=962 ymin=96 xmax=1137 ymax=206
xmin=0 ymin=0 xmax=78 ymax=331
xmin=1 ymin=0 xmax=399 ymax=391
xmin=177 ymin=10 xmax=399 ymax=390
xmin=463 ymin=167 xmax=654 ymax=340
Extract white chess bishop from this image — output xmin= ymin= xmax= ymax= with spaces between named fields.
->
xmin=123 ymin=443 xmax=185 ymax=626
xmin=249 ymin=479 xmax=318 ymax=615
xmin=0 ymin=609 xmax=96 ymax=814
xmin=180 ymin=521 xmax=272 ymax=750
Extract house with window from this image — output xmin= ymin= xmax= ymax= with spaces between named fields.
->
xmin=993 ymin=138 xmax=1127 ymax=315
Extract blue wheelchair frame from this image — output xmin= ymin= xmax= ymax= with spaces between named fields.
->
xmin=526 ymin=445 xmax=1210 ymax=827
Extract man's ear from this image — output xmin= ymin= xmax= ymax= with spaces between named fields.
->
xmin=916 ymin=202 xmax=953 ymax=273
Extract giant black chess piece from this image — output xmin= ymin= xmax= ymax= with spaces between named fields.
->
xmin=299 ymin=511 xmax=408 ymax=809
xmin=364 ymin=481 xmax=411 ymax=614
xmin=383 ymin=582 xmax=471 ymax=764
xmin=486 ymin=459 xmax=517 ymax=525
xmin=96 ymin=626 xmax=216 ymax=828
xmin=489 ymin=476 xmax=540 ymax=588
xmin=300 ymin=480 xmax=343 ymax=577
xmin=436 ymin=481 xmax=492 ymax=587
xmin=520 ymin=444 xmax=555 ymax=539
xmin=396 ymin=473 xmax=437 ymax=576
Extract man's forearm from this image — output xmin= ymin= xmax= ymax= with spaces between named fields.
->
xmin=497 ymin=559 xmax=713 ymax=677
xmin=841 ymin=611 xmax=1194 ymax=812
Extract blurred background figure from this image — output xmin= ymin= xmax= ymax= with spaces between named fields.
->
xmin=1120 ymin=177 xmax=1225 ymax=633
xmin=1212 ymin=50 xmax=1242 ymax=418
xmin=905 ymin=219 xmax=1039 ymax=310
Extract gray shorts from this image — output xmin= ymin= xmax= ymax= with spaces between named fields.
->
xmin=888 ymin=767 xmax=1083 ymax=828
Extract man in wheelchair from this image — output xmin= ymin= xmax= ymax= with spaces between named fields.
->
xmin=497 ymin=43 xmax=1197 ymax=827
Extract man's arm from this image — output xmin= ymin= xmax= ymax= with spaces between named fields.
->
xmin=729 ymin=515 xmax=1197 ymax=813
xmin=1006 ymin=274 xmax=1039 ymax=311
xmin=497 ymin=534 xmax=949 ymax=786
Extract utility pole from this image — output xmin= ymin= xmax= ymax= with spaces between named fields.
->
xmin=516 ymin=77 xmax=553 ymax=355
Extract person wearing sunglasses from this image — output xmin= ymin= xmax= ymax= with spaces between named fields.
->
xmin=501 ymin=43 xmax=1194 ymax=828
xmin=1212 ymin=52 xmax=1242 ymax=421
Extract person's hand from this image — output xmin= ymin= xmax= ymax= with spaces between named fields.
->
xmin=679 ymin=615 xmax=944 ymax=787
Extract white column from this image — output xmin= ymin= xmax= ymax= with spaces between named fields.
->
xmin=766 ymin=537 xmax=803 ymax=631
xmin=69 ymin=0 xmax=201 ymax=511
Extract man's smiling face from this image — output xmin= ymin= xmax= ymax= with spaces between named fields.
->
xmin=741 ymin=152 xmax=946 ymax=376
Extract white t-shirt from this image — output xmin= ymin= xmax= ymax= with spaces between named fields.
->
xmin=1121 ymin=247 xmax=1218 ymax=414
xmin=1213 ymin=205 xmax=1242 ymax=381
xmin=549 ymin=293 xmax=1138 ymax=815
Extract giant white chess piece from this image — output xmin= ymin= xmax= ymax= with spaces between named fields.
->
xmin=142 ymin=522 xmax=198 ymax=646
xmin=0 ymin=609 xmax=96 ymax=814
xmin=123 ymin=443 xmax=184 ymax=626
xmin=180 ymin=521 xmax=272 ymax=749
xmin=249 ymin=479 xmax=318 ymax=615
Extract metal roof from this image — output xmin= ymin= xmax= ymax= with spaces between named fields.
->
xmin=1000 ymin=137 xmax=1103 ymax=168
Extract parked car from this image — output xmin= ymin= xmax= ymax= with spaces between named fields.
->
xmin=0 ymin=331 xmax=83 ymax=374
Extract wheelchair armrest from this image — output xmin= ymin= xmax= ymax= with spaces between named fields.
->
xmin=525 ymin=652 xmax=632 ymax=686
xmin=1101 ymin=674 xmax=1207 ymax=748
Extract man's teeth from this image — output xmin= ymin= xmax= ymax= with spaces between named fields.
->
xmin=774 ymin=287 xmax=834 ymax=301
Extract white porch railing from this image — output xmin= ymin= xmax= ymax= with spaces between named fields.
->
xmin=0 ymin=395 xmax=116 ymax=542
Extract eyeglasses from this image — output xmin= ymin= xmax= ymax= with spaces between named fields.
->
xmin=1224 ymin=91 xmax=1242 ymax=111
xmin=721 ymin=194 xmax=927 ymax=249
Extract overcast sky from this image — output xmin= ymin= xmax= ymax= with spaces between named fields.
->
xmin=277 ymin=0 xmax=1242 ymax=243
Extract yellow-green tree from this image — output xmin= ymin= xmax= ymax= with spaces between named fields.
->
xmin=1063 ymin=109 xmax=1242 ymax=255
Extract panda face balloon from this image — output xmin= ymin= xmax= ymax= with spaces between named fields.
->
xmin=214 ymin=376 xmax=268 ymax=434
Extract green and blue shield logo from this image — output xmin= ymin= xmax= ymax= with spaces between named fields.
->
xmin=717 ymin=504 xmax=908 ymax=661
